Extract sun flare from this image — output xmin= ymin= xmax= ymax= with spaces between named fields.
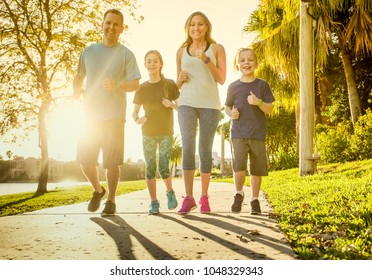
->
xmin=48 ymin=100 xmax=84 ymax=161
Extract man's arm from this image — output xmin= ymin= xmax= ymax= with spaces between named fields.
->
xmin=72 ymin=74 xmax=84 ymax=99
xmin=117 ymin=79 xmax=140 ymax=93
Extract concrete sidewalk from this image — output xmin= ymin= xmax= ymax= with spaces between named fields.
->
xmin=0 ymin=179 xmax=297 ymax=260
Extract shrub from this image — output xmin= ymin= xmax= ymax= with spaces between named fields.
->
xmin=267 ymin=108 xmax=298 ymax=170
xmin=316 ymin=122 xmax=354 ymax=163
xmin=269 ymin=147 xmax=299 ymax=171
xmin=350 ymin=109 xmax=372 ymax=160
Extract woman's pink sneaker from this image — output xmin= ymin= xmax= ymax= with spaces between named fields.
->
xmin=199 ymin=195 xmax=211 ymax=214
xmin=177 ymin=196 xmax=197 ymax=215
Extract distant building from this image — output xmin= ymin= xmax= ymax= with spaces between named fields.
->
xmin=9 ymin=157 xmax=27 ymax=180
xmin=7 ymin=157 xmax=63 ymax=181
xmin=48 ymin=159 xmax=64 ymax=181
xmin=212 ymin=151 xmax=232 ymax=167
xmin=25 ymin=157 xmax=40 ymax=180
xmin=96 ymin=160 xmax=146 ymax=181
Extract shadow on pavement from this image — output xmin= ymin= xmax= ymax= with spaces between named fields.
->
xmin=158 ymin=214 xmax=274 ymax=260
xmin=186 ymin=213 xmax=295 ymax=258
xmin=90 ymin=216 xmax=176 ymax=260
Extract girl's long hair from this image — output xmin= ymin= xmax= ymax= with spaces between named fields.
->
xmin=144 ymin=50 xmax=169 ymax=98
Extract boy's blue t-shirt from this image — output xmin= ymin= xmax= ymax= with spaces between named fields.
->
xmin=225 ymin=78 xmax=275 ymax=140
xmin=77 ymin=42 xmax=141 ymax=121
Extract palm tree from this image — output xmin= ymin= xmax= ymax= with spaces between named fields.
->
xmin=216 ymin=120 xmax=230 ymax=175
xmin=6 ymin=150 xmax=13 ymax=160
xmin=245 ymin=0 xmax=300 ymax=111
xmin=216 ymin=108 xmax=231 ymax=175
xmin=245 ymin=0 xmax=372 ymax=125
xmin=170 ymin=135 xmax=182 ymax=177
xmin=313 ymin=0 xmax=372 ymax=125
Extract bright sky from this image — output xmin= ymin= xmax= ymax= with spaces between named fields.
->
xmin=0 ymin=0 xmax=259 ymax=162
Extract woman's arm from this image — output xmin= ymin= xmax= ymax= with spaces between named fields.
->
xmin=201 ymin=43 xmax=226 ymax=85
xmin=176 ymin=47 xmax=188 ymax=89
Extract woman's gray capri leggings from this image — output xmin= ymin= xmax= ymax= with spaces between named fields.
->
xmin=178 ymin=105 xmax=220 ymax=173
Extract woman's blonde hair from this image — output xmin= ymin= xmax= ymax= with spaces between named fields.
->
xmin=181 ymin=11 xmax=216 ymax=48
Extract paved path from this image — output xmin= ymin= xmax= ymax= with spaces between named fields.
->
xmin=0 ymin=179 xmax=297 ymax=260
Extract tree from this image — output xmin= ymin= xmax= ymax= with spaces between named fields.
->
xmin=0 ymin=0 xmax=142 ymax=194
xmin=170 ymin=135 xmax=182 ymax=177
xmin=244 ymin=0 xmax=372 ymax=174
xmin=245 ymin=0 xmax=300 ymax=111
xmin=216 ymin=109 xmax=230 ymax=175
xmin=313 ymin=0 xmax=372 ymax=125
xmin=5 ymin=150 xmax=13 ymax=160
xmin=245 ymin=0 xmax=372 ymax=125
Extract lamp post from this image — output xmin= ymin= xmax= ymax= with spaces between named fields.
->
xmin=220 ymin=125 xmax=225 ymax=175
xmin=299 ymin=0 xmax=316 ymax=175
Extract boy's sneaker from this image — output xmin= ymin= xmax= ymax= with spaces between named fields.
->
xmin=149 ymin=200 xmax=160 ymax=215
xmin=101 ymin=200 xmax=116 ymax=216
xmin=88 ymin=187 xmax=106 ymax=212
xmin=166 ymin=190 xmax=178 ymax=210
xmin=199 ymin=195 xmax=211 ymax=214
xmin=231 ymin=193 xmax=244 ymax=213
xmin=177 ymin=196 xmax=197 ymax=215
xmin=250 ymin=199 xmax=261 ymax=215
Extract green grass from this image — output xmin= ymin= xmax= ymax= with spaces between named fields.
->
xmin=0 ymin=180 xmax=147 ymax=217
xmin=216 ymin=159 xmax=372 ymax=260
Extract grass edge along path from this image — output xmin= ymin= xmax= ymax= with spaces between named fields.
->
xmin=216 ymin=159 xmax=372 ymax=260
xmin=1 ymin=159 xmax=371 ymax=259
xmin=0 ymin=180 xmax=147 ymax=217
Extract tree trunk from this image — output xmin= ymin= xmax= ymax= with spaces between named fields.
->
xmin=295 ymin=103 xmax=300 ymax=154
xmin=340 ymin=43 xmax=361 ymax=126
xmin=299 ymin=1 xmax=316 ymax=175
xmin=36 ymin=104 xmax=49 ymax=194
xmin=220 ymin=128 xmax=225 ymax=175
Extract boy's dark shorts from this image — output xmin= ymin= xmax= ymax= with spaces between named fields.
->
xmin=77 ymin=119 xmax=124 ymax=169
xmin=231 ymin=138 xmax=268 ymax=176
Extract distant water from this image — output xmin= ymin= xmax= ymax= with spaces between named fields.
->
xmin=0 ymin=181 xmax=89 ymax=196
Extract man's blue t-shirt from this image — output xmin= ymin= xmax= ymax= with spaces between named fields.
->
xmin=77 ymin=42 xmax=141 ymax=121
xmin=225 ymin=78 xmax=275 ymax=140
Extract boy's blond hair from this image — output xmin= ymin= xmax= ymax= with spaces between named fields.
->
xmin=233 ymin=48 xmax=258 ymax=70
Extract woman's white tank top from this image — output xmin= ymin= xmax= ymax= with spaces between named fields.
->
xmin=178 ymin=44 xmax=220 ymax=110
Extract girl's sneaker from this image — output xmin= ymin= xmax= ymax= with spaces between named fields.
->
xmin=149 ymin=200 xmax=160 ymax=215
xmin=199 ymin=195 xmax=211 ymax=214
xmin=177 ymin=196 xmax=197 ymax=215
xmin=166 ymin=190 xmax=178 ymax=210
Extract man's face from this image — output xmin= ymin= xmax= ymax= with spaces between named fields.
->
xmin=102 ymin=12 xmax=124 ymax=44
